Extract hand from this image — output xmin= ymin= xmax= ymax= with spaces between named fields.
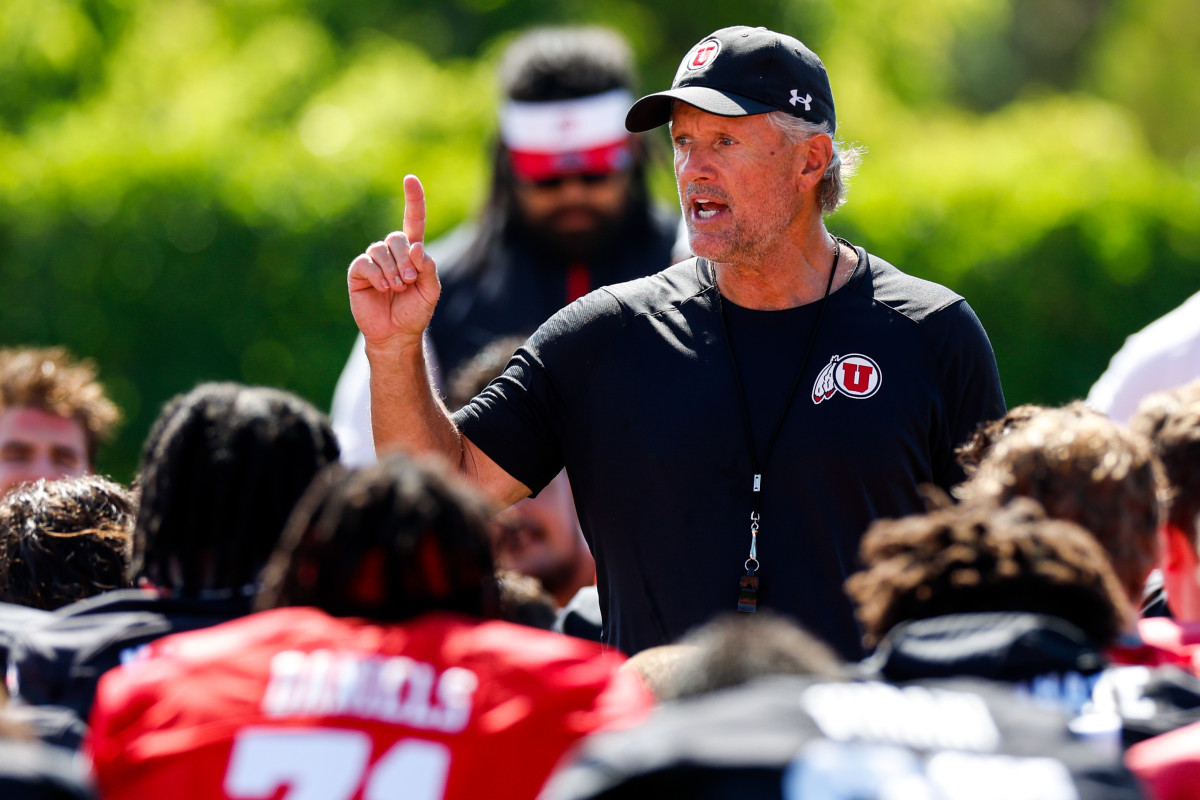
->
xmin=347 ymin=175 xmax=440 ymax=348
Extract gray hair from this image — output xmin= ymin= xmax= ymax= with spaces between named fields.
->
xmin=762 ymin=111 xmax=863 ymax=215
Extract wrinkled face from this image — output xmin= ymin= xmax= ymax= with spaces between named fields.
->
xmin=512 ymin=170 xmax=633 ymax=259
xmin=670 ymin=104 xmax=807 ymax=265
xmin=0 ymin=407 xmax=90 ymax=495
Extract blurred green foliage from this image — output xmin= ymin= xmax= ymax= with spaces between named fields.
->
xmin=2 ymin=0 xmax=1199 ymax=481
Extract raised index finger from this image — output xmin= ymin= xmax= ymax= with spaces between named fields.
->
xmin=402 ymin=174 xmax=426 ymax=244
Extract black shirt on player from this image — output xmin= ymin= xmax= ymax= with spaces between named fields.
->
xmin=7 ymin=589 xmax=252 ymax=724
xmin=541 ymin=673 xmax=1143 ymax=800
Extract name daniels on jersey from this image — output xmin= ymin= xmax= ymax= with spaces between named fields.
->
xmin=260 ymin=650 xmax=478 ymax=734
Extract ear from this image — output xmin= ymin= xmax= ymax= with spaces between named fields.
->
xmin=795 ymin=133 xmax=833 ymax=194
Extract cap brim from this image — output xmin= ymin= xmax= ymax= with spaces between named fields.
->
xmin=625 ymin=87 xmax=777 ymax=132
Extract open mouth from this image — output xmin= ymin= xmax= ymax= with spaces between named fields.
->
xmin=689 ymin=196 xmax=729 ymax=222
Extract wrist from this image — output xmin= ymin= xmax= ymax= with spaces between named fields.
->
xmin=363 ymin=333 xmax=426 ymax=363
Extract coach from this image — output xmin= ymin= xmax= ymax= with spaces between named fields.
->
xmin=347 ymin=26 xmax=1005 ymax=659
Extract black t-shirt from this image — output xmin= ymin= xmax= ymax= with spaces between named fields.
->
xmin=454 ymin=249 xmax=1006 ymax=658
xmin=540 ymin=674 xmax=1143 ymax=800
xmin=7 ymin=589 xmax=252 ymax=722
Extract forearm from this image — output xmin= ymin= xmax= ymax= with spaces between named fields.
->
xmin=366 ymin=337 xmax=463 ymax=467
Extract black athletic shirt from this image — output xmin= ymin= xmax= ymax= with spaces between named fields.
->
xmin=540 ymin=674 xmax=1143 ymax=800
xmin=454 ymin=248 xmax=1006 ymax=658
xmin=7 ymin=589 xmax=252 ymax=723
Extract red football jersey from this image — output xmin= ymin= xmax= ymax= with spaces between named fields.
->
xmin=86 ymin=608 xmax=653 ymax=800
xmin=1125 ymin=719 xmax=1200 ymax=800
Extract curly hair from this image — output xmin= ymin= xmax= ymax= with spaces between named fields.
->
xmin=956 ymin=409 xmax=1164 ymax=602
xmin=0 ymin=347 xmax=121 ymax=461
xmin=257 ymin=454 xmax=500 ymax=623
xmin=0 ymin=475 xmax=135 ymax=609
xmin=846 ymin=498 xmax=1130 ymax=648
xmin=954 ymin=402 xmax=1104 ymax=479
xmin=1132 ymin=378 xmax=1200 ymax=548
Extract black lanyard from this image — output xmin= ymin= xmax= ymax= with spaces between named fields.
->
xmin=711 ymin=240 xmax=840 ymax=613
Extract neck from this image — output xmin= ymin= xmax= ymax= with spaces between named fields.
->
xmin=711 ymin=229 xmax=856 ymax=310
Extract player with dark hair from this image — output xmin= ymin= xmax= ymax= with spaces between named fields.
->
xmin=956 ymin=408 xmax=1165 ymax=609
xmin=0 ymin=475 xmax=134 ymax=610
xmin=6 ymin=383 xmax=339 ymax=725
xmin=0 ymin=347 xmax=121 ymax=497
xmin=542 ymin=509 xmax=1143 ymax=800
xmin=850 ymin=499 xmax=1200 ymax=748
xmin=0 ymin=476 xmax=133 ymax=733
xmin=87 ymin=454 xmax=652 ymax=800
xmin=848 ymin=498 xmax=1131 ymax=656
xmin=256 ymin=458 xmax=498 ymax=618
xmin=331 ymin=26 xmax=678 ymax=465
xmin=131 ymin=383 xmax=340 ymax=593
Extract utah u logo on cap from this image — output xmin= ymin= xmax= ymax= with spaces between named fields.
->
xmin=687 ymin=39 xmax=721 ymax=70
xmin=812 ymin=354 xmax=882 ymax=404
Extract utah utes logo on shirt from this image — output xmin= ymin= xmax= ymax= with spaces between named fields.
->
xmin=812 ymin=354 xmax=882 ymax=404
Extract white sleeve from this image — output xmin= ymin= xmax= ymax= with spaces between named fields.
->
xmin=329 ymin=333 xmax=445 ymax=468
xmin=330 ymin=334 xmax=376 ymax=468
xmin=1086 ymin=291 xmax=1200 ymax=423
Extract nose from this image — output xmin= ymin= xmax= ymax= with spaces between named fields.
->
xmin=675 ymin=145 xmax=715 ymax=187
xmin=555 ymin=178 xmax=591 ymax=203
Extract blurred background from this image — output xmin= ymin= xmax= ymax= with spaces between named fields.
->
xmin=3 ymin=0 xmax=1200 ymax=481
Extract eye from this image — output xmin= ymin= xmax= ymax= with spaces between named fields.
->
xmin=672 ymin=135 xmax=691 ymax=148
xmin=0 ymin=444 xmax=32 ymax=464
xmin=717 ymin=136 xmax=735 ymax=147
xmin=51 ymin=447 xmax=83 ymax=469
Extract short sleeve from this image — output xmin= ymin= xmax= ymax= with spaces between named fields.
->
xmin=452 ymin=289 xmax=629 ymax=495
xmin=923 ymin=299 xmax=1007 ymax=488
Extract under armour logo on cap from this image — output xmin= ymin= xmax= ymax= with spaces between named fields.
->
xmin=789 ymin=90 xmax=812 ymax=110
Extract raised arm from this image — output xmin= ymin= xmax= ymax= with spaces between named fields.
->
xmin=346 ymin=175 xmax=530 ymax=507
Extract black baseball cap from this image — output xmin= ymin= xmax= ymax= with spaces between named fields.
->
xmin=625 ymin=26 xmax=835 ymax=133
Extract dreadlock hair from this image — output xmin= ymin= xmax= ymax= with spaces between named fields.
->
xmin=847 ymin=498 xmax=1131 ymax=649
xmin=131 ymin=383 xmax=339 ymax=596
xmin=256 ymin=454 xmax=500 ymax=622
xmin=0 ymin=347 xmax=121 ymax=463
xmin=0 ymin=475 xmax=135 ymax=609
xmin=956 ymin=408 xmax=1165 ymax=603
xmin=459 ymin=26 xmax=651 ymax=278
